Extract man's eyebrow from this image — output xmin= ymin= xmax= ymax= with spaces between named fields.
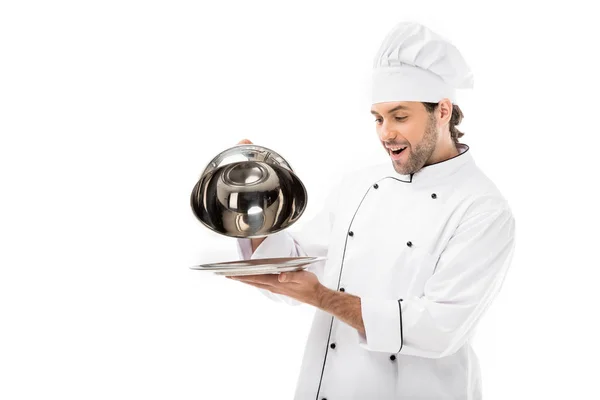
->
xmin=370 ymin=105 xmax=409 ymax=115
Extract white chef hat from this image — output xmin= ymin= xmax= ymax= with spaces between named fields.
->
xmin=371 ymin=21 xmax=474 ymax=104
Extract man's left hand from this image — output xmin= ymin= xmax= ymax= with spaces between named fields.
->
xmin=226 ymin=271 xmax=325 ymax=308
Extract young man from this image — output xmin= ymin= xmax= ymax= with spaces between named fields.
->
xmin=227 ymin=21 xmax=516 ymax=400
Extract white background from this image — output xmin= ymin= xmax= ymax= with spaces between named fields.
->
xmin=1 ymin=0 xmax=598 ymax=399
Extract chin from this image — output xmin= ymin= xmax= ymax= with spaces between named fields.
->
xmin=392 ymin=161 xmax=411 ymax=175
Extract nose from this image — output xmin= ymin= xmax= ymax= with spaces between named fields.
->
xmin=378 ymin=120 xmax=397 ymax=142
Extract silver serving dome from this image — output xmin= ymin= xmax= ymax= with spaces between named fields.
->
xmin=190 ymin=144 xmax=308 ymax=238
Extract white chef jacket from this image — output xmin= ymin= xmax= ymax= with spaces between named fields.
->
xmin=236 ymin=143 xmax=516 ymax=400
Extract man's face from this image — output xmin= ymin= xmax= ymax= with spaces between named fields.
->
xmin=371 ymin=101 xmax=439 ymax=175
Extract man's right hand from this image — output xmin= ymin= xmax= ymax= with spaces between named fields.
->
xmin=237 ymin=138 xmax=267 ymax=253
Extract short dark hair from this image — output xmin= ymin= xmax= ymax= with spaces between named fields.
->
xmin=421 ymin=102 xmax=465 ymax=145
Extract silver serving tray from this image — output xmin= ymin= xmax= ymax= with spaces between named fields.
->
xmin=190 ymin=256 xmax=326 ymax=276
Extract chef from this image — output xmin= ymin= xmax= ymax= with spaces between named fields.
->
xmin=226 ymin=21 xmax=516 ymax=400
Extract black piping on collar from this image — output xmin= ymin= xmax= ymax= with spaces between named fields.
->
xmin=387 ymin=143 xmax=470 ymax=183
xmin=423 ymin=143 xmax=470 ymax=168
xmin=384 ymin=173 xmax=413 ymax=183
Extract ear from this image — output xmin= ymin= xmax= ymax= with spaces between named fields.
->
xmin=437 ymin=98 xmax=453 ymax=125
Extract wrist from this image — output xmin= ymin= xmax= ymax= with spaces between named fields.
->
xmin=314 ymin=284 xmax=334 ymax=310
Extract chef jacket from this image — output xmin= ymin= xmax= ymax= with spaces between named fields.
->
xmin=236 ymin=143 xmax=516 ymax=400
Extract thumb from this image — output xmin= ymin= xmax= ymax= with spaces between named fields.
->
xmin=237 ymin=139 xmax=253 ymax=145
xmin=278 ymin=272 xmax=288 ymax=282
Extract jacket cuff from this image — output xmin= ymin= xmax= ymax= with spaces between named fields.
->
xmin=235 ymin=232 xmax=301 ymax=306
xmin=358 ymin=297 xmax=404 ymax=353
xmin=251 ymin=230 xmax=297 ymax=259
xmin=236 ymin=238 xmax=252 ymax=260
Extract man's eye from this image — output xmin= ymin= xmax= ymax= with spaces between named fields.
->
xmin=374 ymin=116 xmax=406 ymax=123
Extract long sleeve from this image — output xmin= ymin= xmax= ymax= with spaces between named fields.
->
xmin=358 ymin=204 xmax=516 ymax=358
xmin=236 ymin=230 xmax=304 ymax=305
xmin=235 ymin=175 xmax=345 ymax=306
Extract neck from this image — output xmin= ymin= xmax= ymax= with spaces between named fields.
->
xmin=425 ymin=141 xmax=459 ymax=166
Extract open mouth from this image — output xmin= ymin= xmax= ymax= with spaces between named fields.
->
xmin=388 ymin=146 xmax=408 ymax=161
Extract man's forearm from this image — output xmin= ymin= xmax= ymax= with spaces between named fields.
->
xmin=316 ymin=286 xmax=366 ymax=337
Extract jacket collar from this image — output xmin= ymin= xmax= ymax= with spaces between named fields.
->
xmin=389 ymin=143 xmax=472 ymax=184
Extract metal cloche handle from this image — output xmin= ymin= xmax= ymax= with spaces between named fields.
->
xmin=201 ymin=144 xmax=295 ymax=178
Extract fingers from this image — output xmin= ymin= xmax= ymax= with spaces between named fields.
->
xmin=227 ymin=277 xmax=280 ymax=293
xmin=243 ymin=281 xmax=279 ymax=292
xmin=228 ymin=274 xmax=280 ymax=286
xmin=237 ymin=139 xmax=253 ymax=145
xmin=278 ymin=271 xmax=305 ymax=283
